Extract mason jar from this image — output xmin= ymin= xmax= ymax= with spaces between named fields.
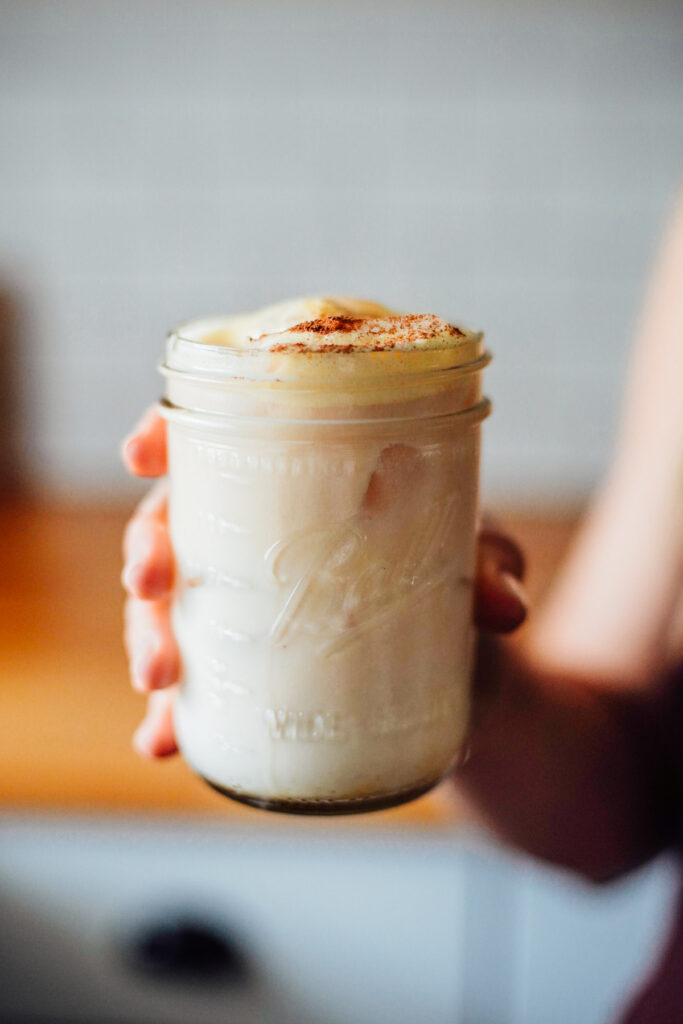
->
xmin=159 ymin=316 xmax=491 ymax=814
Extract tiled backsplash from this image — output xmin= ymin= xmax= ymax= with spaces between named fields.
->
xmin=1 ymin=0 xmax=681 ymax=503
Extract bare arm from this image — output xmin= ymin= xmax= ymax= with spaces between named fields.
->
xmin=532 ymin=192 xmax=683 ymax=681
xmin=459 ymin=650 xmax=680 ymax=881
xmin=457 ymin=191 xmax=683 ymax=879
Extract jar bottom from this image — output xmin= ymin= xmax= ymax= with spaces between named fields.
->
xmin=199 ymin=775 xmax=442 ymax=816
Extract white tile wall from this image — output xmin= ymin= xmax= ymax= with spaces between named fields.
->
xmin=0 ymin=0 xmax=681 ymax=502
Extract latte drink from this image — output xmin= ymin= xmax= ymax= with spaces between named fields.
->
xmin=160 ymin=298 xmax=490 ymax=813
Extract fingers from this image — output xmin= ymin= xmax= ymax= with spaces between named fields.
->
xmin=474 ymin=530 xmax=528 ymax=634
xmin=478 ymin=529 xmax=526 ymax=581
xmin=121 ymin=463 xmax=180 ymax=759
xmin=133 ymin=688 xmax=179 ymax=759
xmin=121 ymin=406 xmax=168 ymax=478
xmin=122 ymin=481 xmax=179 ymax=693
xmin=122 ymin=486 xmax=174 ymax=600
xmin=362 ymin=444 xmax=422 ymax=517
xmin=124 ymin=596 xmax=181 ymax=692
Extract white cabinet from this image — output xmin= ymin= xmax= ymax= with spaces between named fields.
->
xmin=0 ymin=816 xmax=676 ymax=1023
xmin=510 ymin=853 xmax=675 ymax=1024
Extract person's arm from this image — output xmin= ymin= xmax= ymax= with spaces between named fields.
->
xmin=531 ymin=192 xmax=683 ymax=682
xmin=459 ymin=649 xmax=680 ymax=882
xmin=457 ymin=192 xmax=683 ymax=880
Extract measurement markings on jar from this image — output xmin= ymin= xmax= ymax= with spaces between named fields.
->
xmin=208 ymin=675 xmax=251 ymax=698
xmin=200 ymin=510 xmax=251 ymax=536
xmin=207 ymin=657 xmax=251 ymax=697
xmin=218 ymin=469 xmax=252 ymax=484
xmin=214 ymin=733 xmax=250 ymax=755
xmin=184 ymin=563 xmax=253 ymax=590
xmin=208 ymin=618 xmax=260 ymax=644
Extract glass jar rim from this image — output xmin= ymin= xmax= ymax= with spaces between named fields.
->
xmin=163 ymin=317 xmax=488 ymax=390
xmin=158 ymin=394 xmax=492 ymax=434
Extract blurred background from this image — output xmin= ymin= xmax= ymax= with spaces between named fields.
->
xmin=1 ymin=1 xmax=681 ymax=1022
xmin=1 ymin=0 xmax=682 ymax=502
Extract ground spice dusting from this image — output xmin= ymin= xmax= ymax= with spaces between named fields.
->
xmin=256 ymin=314 xmax=465 ymax=352
xmin=294 ymin=316 xmax=366 ymax=334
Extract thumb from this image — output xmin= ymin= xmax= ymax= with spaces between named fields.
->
xmin=474 ymin=531 xmax=528 ymax=634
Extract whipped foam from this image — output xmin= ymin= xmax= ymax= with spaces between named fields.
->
xmin=165 ymin=298 xmax=485 ymax=411
xmin=197 ymin=296 xmax=480 ymax=358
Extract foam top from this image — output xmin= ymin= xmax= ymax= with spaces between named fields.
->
xmin=165 ymin=298 xmax=485 ymax=410
xmin=197 ymin=296 xmax=478 ymax=355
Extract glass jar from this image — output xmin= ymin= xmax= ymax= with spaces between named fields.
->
xmin=160 ymin=317 xmax=491 ymax=814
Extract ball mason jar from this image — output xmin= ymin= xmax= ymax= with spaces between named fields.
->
xmin=160 ymin=317 xmax=491 ymax=814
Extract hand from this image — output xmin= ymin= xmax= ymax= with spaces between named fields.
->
xmin=121 ymin=408 xmax=179 ymax=758
xmin=474 ymin=528 xmax=528 ymax=635
xmin=121 ymin=409 xmax=528 ymax=758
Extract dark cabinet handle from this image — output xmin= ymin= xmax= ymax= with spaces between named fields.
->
xmin=124 ymin=915 xmax=250 ymax=984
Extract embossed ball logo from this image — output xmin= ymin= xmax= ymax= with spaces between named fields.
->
xmin=266 ymin=494 xmax=465 ymax=656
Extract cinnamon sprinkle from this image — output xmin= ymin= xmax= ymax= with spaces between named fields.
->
xmin=292 ymin=316 xmax=366 ymax=334
xmin=253 ymin=313 xmax=465 ymax=352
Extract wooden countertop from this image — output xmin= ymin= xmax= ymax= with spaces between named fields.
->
xmin=0 ymin=498 xmax=578 ymax=826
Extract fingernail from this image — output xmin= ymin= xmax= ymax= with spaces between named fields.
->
xmin=122 ymin=556 xmax=159 ymax=596
xmin=121 ymin=562 xmax=140 ymax=592
xmin=122 ymin=561 xmax=155 ymax=597
xmin=499 ymin=571 xmax=529 ymax=611
xmin=120 ymin=434 xmax=139 ymax=466
xmin=132 ymin=643 xmax=158 ymax=691
xmin=131 ymin=663 xmax=148 ymax=693
xmin=133 ymin=719 xmax=154 ymax=756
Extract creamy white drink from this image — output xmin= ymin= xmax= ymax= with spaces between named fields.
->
xmin=160 ymin=298 xmax=490 ymax=813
